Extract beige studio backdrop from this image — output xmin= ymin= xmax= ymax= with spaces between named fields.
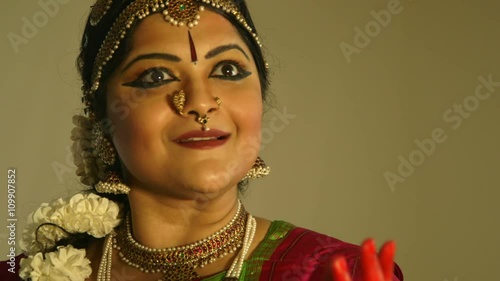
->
xmin=1 ymin=0 xmax=499 ymax=280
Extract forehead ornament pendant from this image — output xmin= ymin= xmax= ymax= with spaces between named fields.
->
xmin=163 ymin=0 xmax=204 ymax=28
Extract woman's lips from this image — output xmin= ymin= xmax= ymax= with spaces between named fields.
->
xmin=174 ymin=129 xmax=230 ymax=149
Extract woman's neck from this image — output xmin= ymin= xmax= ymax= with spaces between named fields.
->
xmin=127 ymin=187 xmax=240 ymax=249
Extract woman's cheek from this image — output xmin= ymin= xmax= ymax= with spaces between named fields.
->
xmin=236 ymin=101 xmax=262 ymax=158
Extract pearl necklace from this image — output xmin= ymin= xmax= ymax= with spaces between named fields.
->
xmin=97 ymin=203 xmax=257 ymax=281
xmin=224 ymin=215 xmax=257 ymax=279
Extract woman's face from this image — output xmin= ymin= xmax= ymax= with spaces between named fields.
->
xmin=105 ymin=11 xmax=262 ymax=198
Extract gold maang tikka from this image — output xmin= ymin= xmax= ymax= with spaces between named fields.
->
xmin=163 ymin=0 xmax=202 ymax=28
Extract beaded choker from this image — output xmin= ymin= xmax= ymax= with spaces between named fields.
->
xmin=113 ymin=201 xmax=247 ymax=280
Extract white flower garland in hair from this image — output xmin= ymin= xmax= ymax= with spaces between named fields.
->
xmin=19 ymin=245 xmax=92 ymax=281
xmin=71 ymin=114 xmax=108 ymax=186
xmin=19 ymin=193 xmax=122 ymax=281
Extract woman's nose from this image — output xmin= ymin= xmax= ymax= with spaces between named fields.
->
xmin=182 ymin=81 xmax=220 ymax=117
xmin=171 ymin=78 xmax=223 ymax=131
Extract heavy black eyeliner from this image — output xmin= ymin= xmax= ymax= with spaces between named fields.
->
xmin=217 ymin=71 xmax=251 ymax=81
xmin=122 ymin=80 xmax=176 ymax=89
xmin=122 ymin=67 xmax=178 ymax=88
xmin=210 ymin=60 xmax=252 ymax=80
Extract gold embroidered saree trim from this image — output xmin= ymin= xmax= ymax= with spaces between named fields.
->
xmin=200 ymin=220 xmax=295 ymax=281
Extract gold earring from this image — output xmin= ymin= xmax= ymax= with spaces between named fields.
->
xmin=95 ymin=171 xmax=130 ymax=195
xmin=91 ymin=122 xmax=116 ymax=166
xmin=242 ymin=157 xmax=270 ymax=181
xmin=173 ymin=90 xmax=187 ymax=116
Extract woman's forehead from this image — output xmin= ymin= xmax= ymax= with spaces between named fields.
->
xmin=128 ymin=11 xmax=246 ymax=55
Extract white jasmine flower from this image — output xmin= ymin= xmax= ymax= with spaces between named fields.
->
xmin=20 ymin=193 xmax=121 ymax=256
xmin=19 ymin=245 xmax=92 ymax=281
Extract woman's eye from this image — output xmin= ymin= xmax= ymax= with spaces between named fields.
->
xmin=210 ymin=61 xmax=251 ymax=80
xmin=144 ymin=69 xmax=169 ymax=83
xmin=123 ymin=68 xmax=178 ymax=88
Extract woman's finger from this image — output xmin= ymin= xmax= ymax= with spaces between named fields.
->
xmin=331 ymin=256 xmax=352 ymax=281
xmin=378 ymin=241 xmax=396 ymax=281
xmin=360 ymin=239 xmax=385 ymax=281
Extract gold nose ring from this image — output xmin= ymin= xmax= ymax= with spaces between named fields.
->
xmin=197 ymin=114 xmax=210 ymax=131
xmin=173 ymin=90 xmax=187 ymax=116
xmin=198 ymin=97 xmax=221 ymax=131
xmin=173 ymin=92 xmax=222 ymax=131
xmin=215 ymin=96 xmax=222 ymax=109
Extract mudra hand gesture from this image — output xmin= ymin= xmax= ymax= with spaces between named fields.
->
xmin=331 ymin=239 xmax=397 ymax=281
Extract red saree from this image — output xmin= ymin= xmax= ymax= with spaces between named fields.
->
xmin=1 ymin=221 xmax=403 ymax=280
xmin=200 ymin=220 xmax=404 ymax=280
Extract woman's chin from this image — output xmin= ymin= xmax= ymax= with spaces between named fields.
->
xmin=182 ymin=172 xmax=242 ymax=196
xmin=127 ymin=162 xmax=247 ymax=199
xmin=173 ymin=162 xmax=245 ymax=192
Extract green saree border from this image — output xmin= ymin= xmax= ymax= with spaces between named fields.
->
xmin=201 ymin=220 xmax=296 ymax=281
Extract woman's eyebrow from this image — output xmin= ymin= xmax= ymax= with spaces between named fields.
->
xmin=121 ymin=53 xmax=181 ymax=72
xmin=205 ymin=44 xmax=250 ymax=61
xmin=121 ymin=44 xmax=249 ymax=73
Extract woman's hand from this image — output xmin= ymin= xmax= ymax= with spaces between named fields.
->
xmin=331 ymin=239 xmax=396 ymax=281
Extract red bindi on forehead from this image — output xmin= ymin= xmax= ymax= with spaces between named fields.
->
xmin=188 ymin=31 xmax=198 ymax=64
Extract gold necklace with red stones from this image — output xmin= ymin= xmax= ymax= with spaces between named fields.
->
xmin=111 ymin=201 xmax=247 ymax=281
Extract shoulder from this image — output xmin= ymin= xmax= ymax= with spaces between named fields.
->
xmin=251 ymin=221 xmax=404 ymax=281
xmin=0 ymin=254 xmax=24 ymax=281
xmin=262 ymin=220 xmax=360 ymax=261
